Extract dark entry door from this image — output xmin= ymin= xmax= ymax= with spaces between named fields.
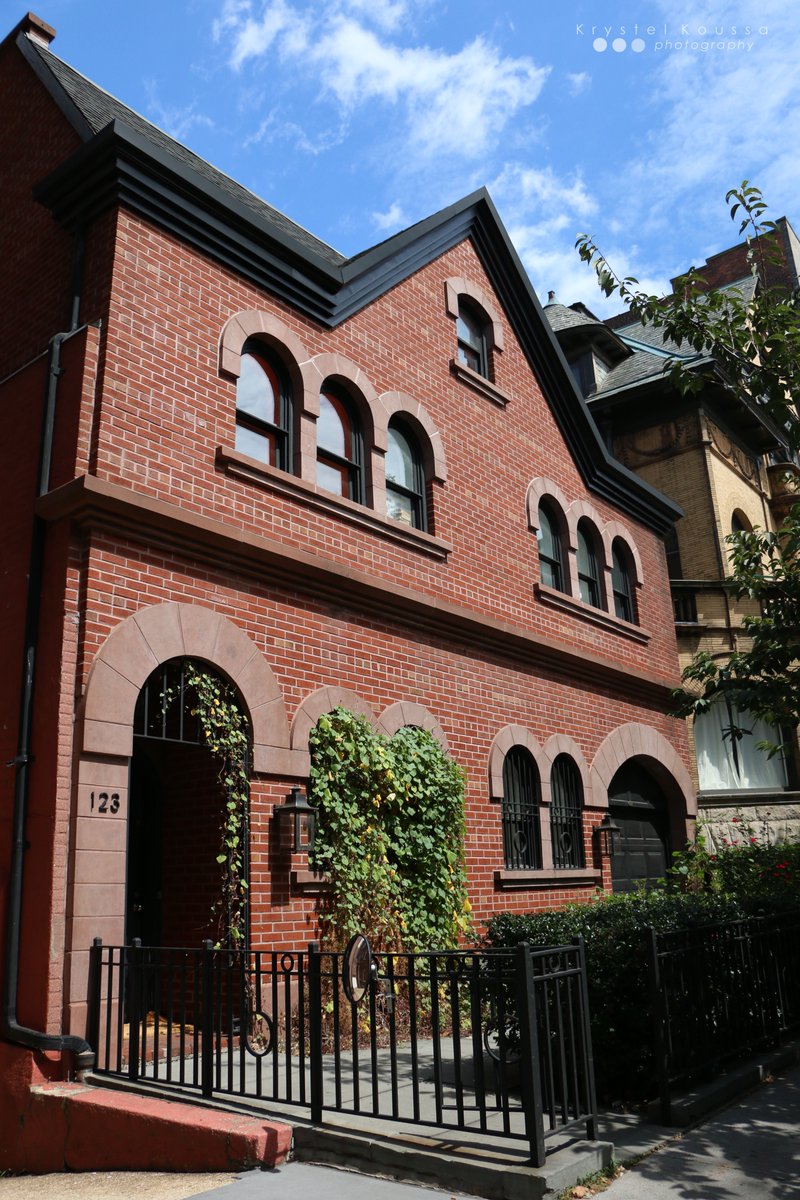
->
xmin=608 ymin=763 xmax=669 ymax=893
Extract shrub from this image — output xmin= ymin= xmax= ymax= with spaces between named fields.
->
xmin=485 ymin=890 xmax=750 ymax=1103
xmin=669 ymin=821 xmax=800 ymax=903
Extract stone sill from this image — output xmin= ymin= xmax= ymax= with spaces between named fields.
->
xmin=534 ymin=582 xmax=651 ymax=644
xmin=449 ymin=359 xmax=511 ymax=407
xmin=216 ymin=446 xmax=452 ymax=562
xmin=698 ymin=790 xmax=800 ymax=808
xmin=494 ymin=868 xmax=602 ymax=890
xmin=291 ymin=869 xmax=331 ymax=894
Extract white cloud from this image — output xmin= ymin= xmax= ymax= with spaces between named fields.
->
xmin=371 ymin=201 xmax=408 ymax=232
xmin=144 ymin=82 xmax=215 ymax=143
xmin=566 ymin=71 xmax=590 ymax=96
xmin=215 ymin=2 xmax=549 ymax=161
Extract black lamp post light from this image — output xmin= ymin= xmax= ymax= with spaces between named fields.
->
xmin=277 ymin=786 xmax=317 ymax=854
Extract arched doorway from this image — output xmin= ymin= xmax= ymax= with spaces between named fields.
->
xmin=127 ymin=658 xmax=250 ymax=947
xmin=608 ymin=762 xmax=670 ymax=892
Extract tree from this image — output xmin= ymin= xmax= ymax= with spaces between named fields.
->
xmin=576 ymin=183 xmax=800 ymax=744
xmin=576 ymin=182 xmax=800 ymax=452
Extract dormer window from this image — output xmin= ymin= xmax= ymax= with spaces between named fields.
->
xmin=456 ymin=300 xmax=489 ymax=378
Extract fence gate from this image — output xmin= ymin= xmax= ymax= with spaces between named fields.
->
xmin=87 ymin=937 xmax=598 ymax=1167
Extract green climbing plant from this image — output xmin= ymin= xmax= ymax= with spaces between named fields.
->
xmin=308 ymin=708 xmax=471 ymax=952
xmin=162 ymin=660 xmax=251 ymax=946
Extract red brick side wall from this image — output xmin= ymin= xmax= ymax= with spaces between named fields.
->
xmin=0 ymin=40 xmax=81 ymax=378
xmin=83 ymin=212 xmax=680 ymax=683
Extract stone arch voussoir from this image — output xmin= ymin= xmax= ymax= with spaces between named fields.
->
xmin=376 ymin=702 xmax=449 ymax=750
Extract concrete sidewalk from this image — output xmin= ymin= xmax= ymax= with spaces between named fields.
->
xmin=604 ymin=1064 xmax=800 ymax=1198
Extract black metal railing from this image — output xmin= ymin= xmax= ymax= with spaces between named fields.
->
xmin=87 ymin=937 xmax=597 ymax=1166
xmin=648 ymin=912 xmax=800 ymax=1121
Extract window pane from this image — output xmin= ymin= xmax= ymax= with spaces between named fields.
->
xmin=539 ymin=507 xmax=558 ymax=560
xmin=501 ymin=748 xmax=541 ymax=870
xmin=612 ymin=546 xmax=634 ymax=622
xmin=386 ymin=491 xmax=414 ymax=525
xmin=386 ymin=426 xmax=416 ymax=489
xmin=550 ymin=756 xmax=585 ymax=869
xmin=694 ymin=701 xmax=788 ymax=791
xmin=577 ymin=527 xmax=601 ymax=607
xmin=318 ymin=392 xmax=348 ymax=457
xmin=237 ymin=354 xmax=279 ymax=425
xmin=456 ymin=310 xmax=482 ymax=353
xmin=235 ymin=423 xmax=275 ymax=463
xmin=316 ymin=457 xmax=349 ymax=497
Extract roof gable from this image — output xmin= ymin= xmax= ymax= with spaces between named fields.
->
xmin=19 ymin=31 xmax=679 ymax=534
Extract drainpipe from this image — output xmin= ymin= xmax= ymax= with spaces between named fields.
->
xmin=2 ymin=231 xmax=94 ymax=1072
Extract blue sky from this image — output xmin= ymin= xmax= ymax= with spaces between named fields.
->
xmin=34 ymin=0 xmax=798 ymax=315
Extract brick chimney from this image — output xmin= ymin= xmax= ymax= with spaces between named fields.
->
xmin=15 ymin=12 xmax=56 ymax=47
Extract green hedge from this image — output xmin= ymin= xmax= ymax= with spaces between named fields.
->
xmin=485 ymin=891 xmax=773 ymax=1103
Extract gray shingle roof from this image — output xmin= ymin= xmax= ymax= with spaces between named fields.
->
xmin=25 ymin=36 xmax=346 ymax=269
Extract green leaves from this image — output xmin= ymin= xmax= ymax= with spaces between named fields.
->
xmin=309 ymin=708 xmax=470 ymax=953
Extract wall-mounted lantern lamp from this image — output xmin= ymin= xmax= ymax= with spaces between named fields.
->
xmin=277 ymin=786 xmax=317 ymax=854
xmin=594 ymin=813 xmax=621 ymax=857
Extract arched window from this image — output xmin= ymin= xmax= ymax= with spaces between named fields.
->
xmin=501 ymin=747 xmax=542 ymax=870
xmin=577 ymin=519 xmax=603 ymax=608
xmin=316 ymin=386 xmax=363 ymax=503
xmin=611 ymin=539 xmax=637 ymax=623
xmin=550 ymin=755 xmax=585 ymax=869
xmin=731 ymin=510 xmax=752 ymax=536
xmin=386 ymin=420 xmax=426 ymax=530
xmin=538 ymin=500 xmax=567 ymax=592
xmin=456 ymin=299 xmax=489 ymax=378
xmin=236 ymin=342 xmax=293 ymax=471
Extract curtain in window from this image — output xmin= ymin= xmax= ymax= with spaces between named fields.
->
xmin=694 ymin=700 xmax=787 ymax=791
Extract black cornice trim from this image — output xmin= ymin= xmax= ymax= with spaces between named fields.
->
xmin=32 ymin=123 xmax=681 ymax=533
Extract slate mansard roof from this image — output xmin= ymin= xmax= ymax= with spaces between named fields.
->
xmin=15 ymin=24 xmax=681 ymax=534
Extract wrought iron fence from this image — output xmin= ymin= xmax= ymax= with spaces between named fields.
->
xmin=87 ymin=937 xmax=597 ymax=1166
xmin=648 ymin=912 xmax=800 ymax=1121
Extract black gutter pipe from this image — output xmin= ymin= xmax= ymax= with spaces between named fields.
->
xmin=2 ymin=231 xmax=94 ymax=1072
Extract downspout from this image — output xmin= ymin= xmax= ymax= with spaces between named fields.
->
xmin=2 ymin=230 xmax=94 ymax=1071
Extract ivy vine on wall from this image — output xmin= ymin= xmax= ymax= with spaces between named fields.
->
xmin=309 ymin=707 xmax=471 ymax=951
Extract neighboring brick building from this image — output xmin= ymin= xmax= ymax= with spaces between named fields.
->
xmin=0 ymin=13 xmax=692 ymax=1139
xmin=545 ymin=234 xmax=800 ymax=851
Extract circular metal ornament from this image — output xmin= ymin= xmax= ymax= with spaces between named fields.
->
xmin=244 ymin=1009 xmax=274 ymax=1057
xmin=483 ymin=1017 xmax=521 ymax=1064
xmin=280 ymin=952 xmax=296 ymax=973
xmin=342 ymin=933 xmax=374 ymax=1005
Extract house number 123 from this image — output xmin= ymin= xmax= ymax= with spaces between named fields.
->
xmin=90 ymin=791 xmax=121 ymax=814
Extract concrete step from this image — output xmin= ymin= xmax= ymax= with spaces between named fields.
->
xmin=293 ymin=1120 xmax=613 ymax=1199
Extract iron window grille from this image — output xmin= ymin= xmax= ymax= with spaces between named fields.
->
xmin=456 ymin=299 xmax=489 ymax=378
xmin=501 ymin=747 xmax=542 ymax=870
xmin=611 ymin=541 xmax=636 ymax=623
xmin=235 ymin=342 xmax=293 ymax=472
xmin=386 ymin=420 xmax=427 ymax=530
xmin=316 ymin=386 xmax=364 ymax=503
xmin=550 ymin=755 xmax=585 ymax=869
xmin=537 ymin=501 xmax=567 ymax=591
xmin=577 ymin=521 xmax=603 ymax=609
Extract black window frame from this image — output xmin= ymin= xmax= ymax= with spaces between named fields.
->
xmin=235 ymin=340 xmax=294 ymax=473
xmin=316 ymin=384 xmax=364 ymax=504
xmin=577 ymin=519 xmax=603 ymax=609
xmin=385 ymin=418 xmax=427 ymax=531
xmin=550 ymin=755 xmax=585 ymax=870
xmin=537 ymin=500 xmax=567 ymax=592
xmin=611 ymin=539 xmax=637 ymax=624
xmin=456 ymin=299 xmax=489 ymax=378
xmin=501 ymin=747 xmax=542 ymax=871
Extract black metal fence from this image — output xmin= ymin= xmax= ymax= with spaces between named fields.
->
xmin=87 ymin=937 xmax=598 ymax=1166
xmin=648 ymin=911 xmax=800 ymax=1121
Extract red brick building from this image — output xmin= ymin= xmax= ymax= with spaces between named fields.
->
xmin=0 ymin=12 xmax=693 ymax=1137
